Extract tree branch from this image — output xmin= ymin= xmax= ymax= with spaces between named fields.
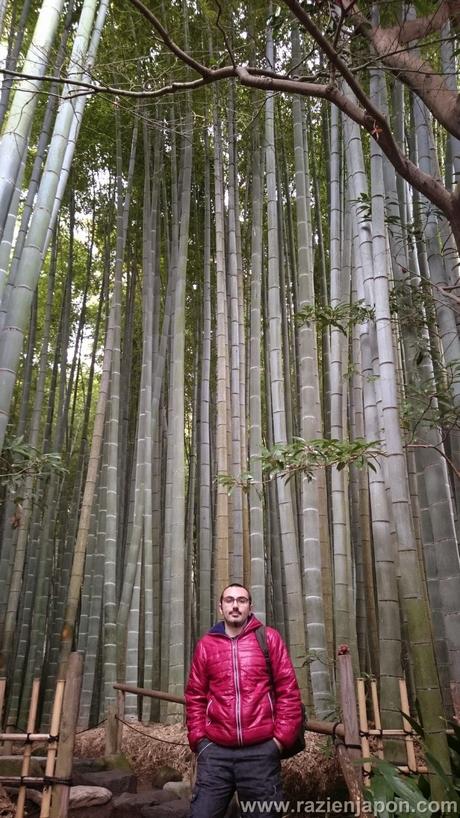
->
xmin=7 ymin=0 xmax=457 ymax=248
xmin=235 ymin=65 xmax=453 ymax=223
xmin=126 ymin=0 xmax=211 ymax=77
xmin=363 ymin=32 xmax=460 ymax=139
xmin=387 ymin=0 xmax=460 ymax=44
xmin=280 ymin=0 xmax=455 ymax=217
xmin=0 ymin=65 xmax=235 ymax=99
xmin=347 ymin=0 xmax=460 ymax=138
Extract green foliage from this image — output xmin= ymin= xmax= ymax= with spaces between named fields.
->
xmin=261 ymin=437 xmax=380 ymax=481
xmin=218 ymin=437 xmax=381 ymax=492
xmin=296 ymin=300 xmax=375 ymax=335
xmin=400 ymin=372 xmax=460 ymax=437
xmin=0 ymin=436 xmax=67 ymax=502
xmin=389 ymin=278 xmax=430 ymax=339
xmin=216 ymin=471 xmax=256 ymax=495
xmin=364 ymin=760 xmax=434 ymax=818
xmin=363 ymin=718 xmax=460 ymax=817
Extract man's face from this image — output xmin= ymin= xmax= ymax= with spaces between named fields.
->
xmin=219 ymin=585 xmax=252 ymax=629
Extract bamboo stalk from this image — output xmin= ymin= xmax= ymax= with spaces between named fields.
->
xmin=397 ymin=766 xmax=428 ymax=775
xmin=365 ymin=729 xmax=412 ymax=736
xmin=40 ymin=679 xmax=65 ymax=818
xmin=0 ymin=777 xmax=45 ymax=786
xmin=16 ymin=679 xmax=40 ymax=818
xmin=0 ymin=734 xmax=55 ymax=742
xmin=370 ymin=680 xmax=384 ymax=759
xmin=357 ymin=679 xmax=371 ymax=782
xmin=399 ymin=678 xmax=418 ymax=773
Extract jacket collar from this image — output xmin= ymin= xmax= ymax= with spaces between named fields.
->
xmin=208 ymin=613 xmax=263 ymax=636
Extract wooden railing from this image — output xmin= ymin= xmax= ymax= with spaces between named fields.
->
xmin=109 ymin=647 xmax=440 ymax=813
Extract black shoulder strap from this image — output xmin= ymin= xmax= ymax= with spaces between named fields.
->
xmin=255 ymin=626 xmax=275 ymax=690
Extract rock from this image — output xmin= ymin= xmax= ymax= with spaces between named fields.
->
xmin=12 ymin=785 xmax=112 ymax=808
xmin=72 ymin=768 xmax=136 ymax=795
xmin=69 ymin=786 xmax=112 ymax=807
xmin=7 ymin=788 xmax=41 ymax=806
xmin=140 ymin=799 xmax=190 ymax=818
xmin=163 ymin=780 xmax=192 ymax=800
xmin=150 ymin=766 xmax=182 ymax=788
xmin=112 ymin=790 xmax=177 ymax=818
xmin=69 ymin=801 xmax=114 ymax=818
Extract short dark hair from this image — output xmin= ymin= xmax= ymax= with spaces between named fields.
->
xmin=220 ymin=582 xmax=252 ymax=604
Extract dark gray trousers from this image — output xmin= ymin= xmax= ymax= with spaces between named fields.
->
xmin=189 ymin=738 xmax=285 ymax=818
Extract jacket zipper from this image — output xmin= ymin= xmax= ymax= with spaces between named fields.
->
xmin=267 ymin=691 xmax=274 ymax=720
xmin=231 ymin=639 xmax=243 ymax=744
xmin=206 ymin=698 xmax=213 ymax=723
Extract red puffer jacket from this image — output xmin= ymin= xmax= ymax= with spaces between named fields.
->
xmin=185 ymin=615 xmax=302 ymax=752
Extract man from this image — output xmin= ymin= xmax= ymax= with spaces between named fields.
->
xmin=185 ymin=583 xmax=302 ymax=818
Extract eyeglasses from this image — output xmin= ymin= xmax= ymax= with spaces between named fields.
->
xmin=222 ymin=596 xmax=250 ymax=605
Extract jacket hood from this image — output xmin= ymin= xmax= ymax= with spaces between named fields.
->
xmin=208 ymin=613 xmax=263 ymax=636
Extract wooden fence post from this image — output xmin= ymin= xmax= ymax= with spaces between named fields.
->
xmin=0 ymin=678 xmax=5 ymax=727
xmin=336 ymin=647 xmax=363 ymax=812
xmin=49 ymin=652 xmax=83 ymax=818
xmin=117 ymin=689 xmax=125 ymax=750
xmin=451 ymin=681 xmax=460 ymax=724
xmin=16 ymin=679 xmax=40 ymax=818
xmin=105 ymin=703 xmax=118 ymax=757
xmin=40 ymin=678 xmax=65 ymax=818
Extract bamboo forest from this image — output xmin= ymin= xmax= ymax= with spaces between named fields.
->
xmin=0 ymin=0 xmax=459 ymax=788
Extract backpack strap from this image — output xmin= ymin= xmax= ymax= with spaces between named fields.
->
xmin=254 ymin=626 xmax=275 ymax=691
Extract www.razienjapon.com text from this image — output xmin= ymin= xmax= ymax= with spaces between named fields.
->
xmin=239 ymin=798 xmax=458 ymax=814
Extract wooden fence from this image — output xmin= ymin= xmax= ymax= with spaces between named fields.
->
xmin=110 ymin=647 xmax=435 ymax=813
xmin=0 ymin=646 xmax=451 ymax=817
xmin=0 ymin=652 xmax=83 ymax=818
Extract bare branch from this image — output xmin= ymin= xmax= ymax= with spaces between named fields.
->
xmin=6 ymin=0 xmax=458 ymax=247
xmin=0 ymin=65 xmax=235 ymax=100
xmin=282 ymin=0 xmax=384 ymax=123
xmin=213 ymin=0 xmax=236 ymax=69
xmin=0 ymin=66 xmax=109 ymax=95
xmin=236 ymin=65 xmax=455 ymax=229
xmin=126 ymin=0 xmax=211 ymax=78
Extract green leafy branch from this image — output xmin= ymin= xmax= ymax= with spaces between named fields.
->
xmin=296 ymin=300 xmax=375 ymax=335
xmin=261 ymin=437 xmax=380 ymax=482
xmin=0 ymin=436 xmax=67 ymax=502
xmin=218 ymin=437 xmax=381 ymax=493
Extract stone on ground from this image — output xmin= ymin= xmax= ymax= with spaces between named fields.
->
xmin=72 ymin=768 xmax=136 ymax=794
xmin=140 ymin=798 xmax=190 ymax=818
xmin=112 ymin=789 xmax=177 ymax=818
